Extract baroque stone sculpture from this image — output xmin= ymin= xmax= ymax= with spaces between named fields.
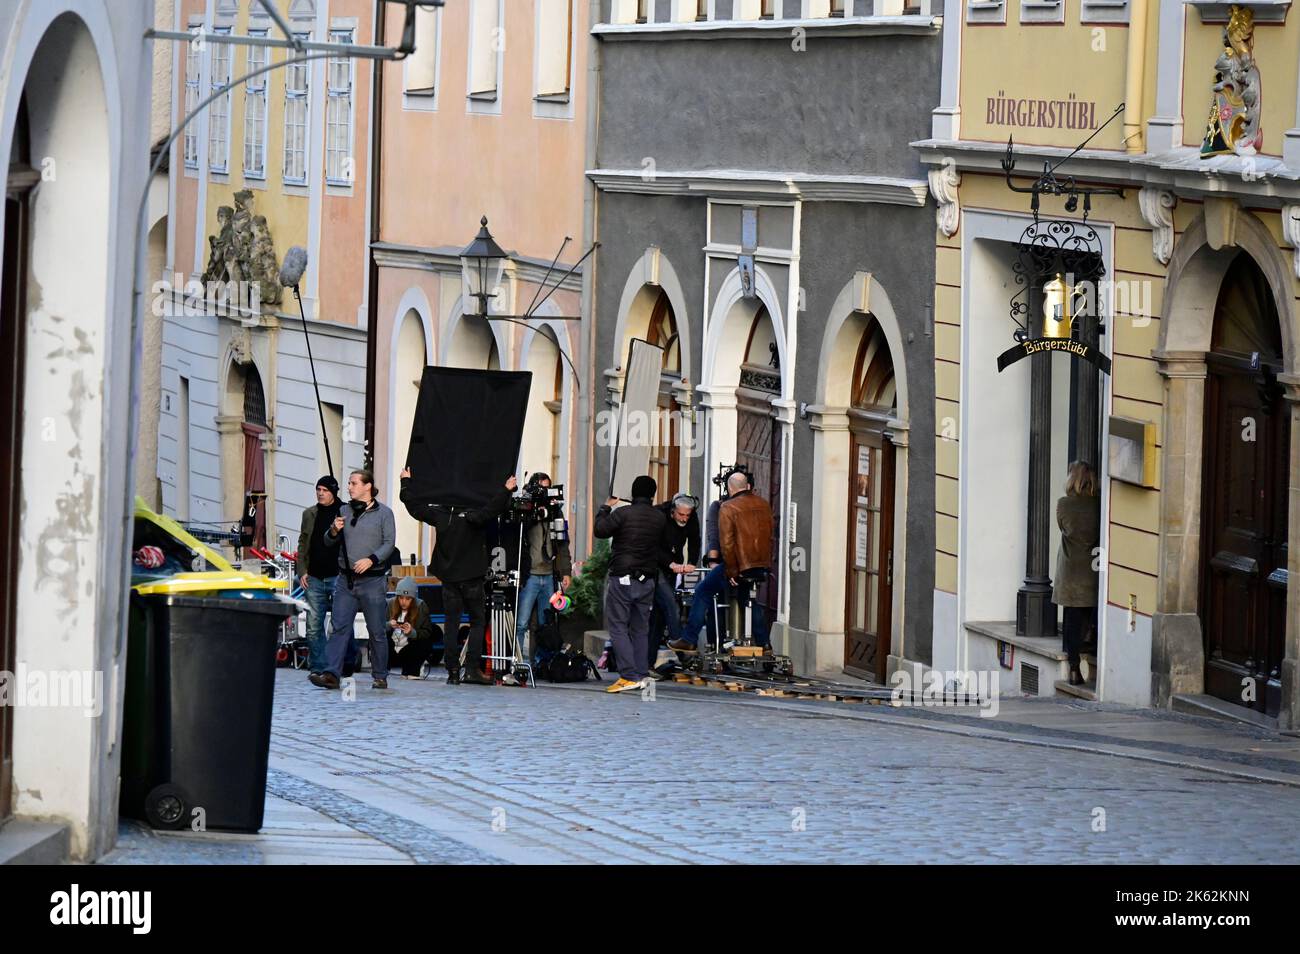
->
xmin=201 ymin=189 xmax=284 ymax=306
xmin=1201 ymin=5 xmax=1262 ymax=158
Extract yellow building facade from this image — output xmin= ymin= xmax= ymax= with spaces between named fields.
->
xmin=917 ymin=0 xmax=1300 ymax=727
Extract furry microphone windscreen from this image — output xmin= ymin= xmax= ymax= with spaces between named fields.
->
xmin=279 ymin=246 xmax=308 ymax=289
xmin=404 ymin=366 xmax=533 ymax=508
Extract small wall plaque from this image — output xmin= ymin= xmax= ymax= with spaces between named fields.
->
xmin=1108 ymin=416 xmax=1156 ymax=487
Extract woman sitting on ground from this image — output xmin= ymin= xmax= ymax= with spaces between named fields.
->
xmin=387 ymin=577 xmax=435 ymax=679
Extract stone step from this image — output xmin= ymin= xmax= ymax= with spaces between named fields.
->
xmin=0 ymin=819 xmax=69 ymax=865
xmin=1054 ymin=678 xmax=1098 ymax=702
xmin=1171 ymin=693 xmax=1279 ymax=730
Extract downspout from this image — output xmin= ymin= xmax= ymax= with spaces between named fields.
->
xmin=364 ymin=0 xmax=386 ymax=470
xmin=577 ymin=0 xmax=602 ymax=561
xmin=1122 ymin=0 xmax=1149 ymax=154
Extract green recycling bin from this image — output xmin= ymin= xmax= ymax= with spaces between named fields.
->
xmin=121 ymin=591 xmax=293 ymax=833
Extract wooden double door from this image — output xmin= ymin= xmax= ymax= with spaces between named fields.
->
xmin=735 ymin=386 xmax=781 ymax=629
xmin=845 ymin=426 xmax=895 ymax=682
xmin=1199 ymin=253 xmax=1291 ymax=717
xmin=1200 ymin=357 xmax=1289 ymax=716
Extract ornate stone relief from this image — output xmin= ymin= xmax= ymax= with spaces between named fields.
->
xmin=928 ymin=163 xmax=961 ymax=238
xmin=1138 ymin=188 xmax=1177 ymax=266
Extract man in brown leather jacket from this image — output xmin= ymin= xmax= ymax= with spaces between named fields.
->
xmin=719 ymin=471 xmax=773 ymax=581
xmin=718 ymin=471 xmax=774 ymax=646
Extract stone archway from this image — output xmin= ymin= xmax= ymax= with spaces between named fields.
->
xmin=1153 ymin=205 xmax=1300 ymax=729
xmin=806 ymin=272 xmax=912 ymax=678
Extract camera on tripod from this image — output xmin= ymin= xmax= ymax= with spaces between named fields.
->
xmin=711 ymin=462 xmax=754 ymax=495
xmin=511 ymin=474 xmax=566 ymax=527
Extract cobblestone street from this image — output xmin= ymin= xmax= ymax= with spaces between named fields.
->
xmin=101 ymin=669 xmax=1300 ymax=865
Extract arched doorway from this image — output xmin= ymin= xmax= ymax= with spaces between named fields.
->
xmin=522 ymin=326 xmax=563 ymax=479
xmin=393 ymin=307 xmax=427 ymax=563
xmin=735 ymin=304 xmax=782 ymax=631
xmin=1200 ymin=252 xmax=1290 ymax=716
xmin=1 ymin=94 xmax=35 ymax=824
xmin=645 ymin=289 xmax=681 ymax=497
xmin=446 ymin=311 xmax=500 ymax=370
xmin=225 ymin=360 xmax=269 ymax=551
xmin=844 ymin=317 xmax=897 ymax=682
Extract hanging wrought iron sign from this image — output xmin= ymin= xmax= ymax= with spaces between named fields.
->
xmin=997 ymin=107 xmax=1125 ymax=375
xmin=997 ymin=218 xmax=1111 ymax=375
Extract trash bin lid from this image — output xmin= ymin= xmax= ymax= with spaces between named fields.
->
xmin=147 ymin=592 xmax=297 ymax=617
xmin=133 ymin=571 xmax=289 ymax=596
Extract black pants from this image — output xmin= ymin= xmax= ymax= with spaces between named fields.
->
xmin=1062 ymin=605 xmax=1096 ymax=667
xmin=441 ymin=579 xmax=486 ymax=672
xmin=389 ymin=636 xmax=432 ymax=677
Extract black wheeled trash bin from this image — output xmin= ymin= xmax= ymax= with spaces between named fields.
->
xmin=121 ymin=592 xmax=294 ymax=832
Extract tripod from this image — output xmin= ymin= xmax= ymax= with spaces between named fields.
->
xmin=469 ymin=514 xmax=535 ymax=686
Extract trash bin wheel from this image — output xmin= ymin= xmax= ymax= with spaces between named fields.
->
xmin=144 ymin=783 xmax=191 ymax=831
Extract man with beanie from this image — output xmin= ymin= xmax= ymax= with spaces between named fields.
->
xmin=593 ymin=475 xmax=668 ymax=693
xmin=400 ymin=467 xmax=516 ymax=685
xmin=297 ymin=476 xmax=343 ymax=674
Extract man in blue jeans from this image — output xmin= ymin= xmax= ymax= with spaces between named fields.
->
xmin=670 ymin=473 xmax=769 ymax=650
xmin=296 ymin=475 xmax=343 ymax=673
xmin=309 ymin=469 xmax=398 ymax=691
xmin=513 ymin=473 xmax=572 ymax=662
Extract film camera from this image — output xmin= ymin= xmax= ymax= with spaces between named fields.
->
xmin=711 ymin=462 xmax=754 ymax=494
xmin=511 ymin=474 xmax=567 ymax=525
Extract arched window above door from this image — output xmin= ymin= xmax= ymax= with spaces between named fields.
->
xmin=852 ymin=316 xmax=896 ymax=412
xmin=646 ymin=289 xmax=681 ymax=375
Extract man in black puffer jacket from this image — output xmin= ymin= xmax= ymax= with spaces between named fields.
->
xmin=593 ymin=475 xmax=668 ymax=693
xmin=400 ymin=468 xmax=516 ymax=684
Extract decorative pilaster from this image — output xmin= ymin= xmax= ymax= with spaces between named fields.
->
xmin=1280 ymin=206 xmax=1300 ymax=279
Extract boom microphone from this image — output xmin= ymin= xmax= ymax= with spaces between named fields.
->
xmin=279 ymin=246 xmax=308 ymax=290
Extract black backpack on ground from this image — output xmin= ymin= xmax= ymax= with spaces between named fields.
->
xmin=540 ymin=645 xmax=601 ymax=683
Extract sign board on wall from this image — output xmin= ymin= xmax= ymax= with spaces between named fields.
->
xmin=1108 ymin=416 xmax=1157 ymax=487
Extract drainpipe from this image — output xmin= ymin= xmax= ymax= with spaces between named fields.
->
xmin=1123 ymin=0 xmax=1149 ymax=154
xmin=576 ymin=0 xmax=602 ymax=561
xmin=364 ymin=0 xmax=386 ymax=470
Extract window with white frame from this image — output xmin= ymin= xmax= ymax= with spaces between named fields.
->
xmin=243 ymin=32 xmax=268 ymax=178
xmin=208 ymin=26 xmax=232 ymax=173
xmin=183 ymin=29 xmax=201 ymax=168
xmin=966 ymin=0 xmax=1006 ymax=23
xmin=1020 ymin=0 xmax=1064 ymax=23
xmin=1080 ymin=0 xmax=1129 ymax=23
xmin=404 ymin=5 xmax=440 ymax=96
xmin=469 ymin=0 xmax=501 ymax=97
xmin=326 ymin=30 xmax=355 ymax=184
xmin=535 ymin=0 xmax=572 ymax=97
xmin=283 ymin=34 xmax=309 ymax=184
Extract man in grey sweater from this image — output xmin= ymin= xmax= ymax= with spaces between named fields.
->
xmin=310 ymin=469 xmax=398 ymax=690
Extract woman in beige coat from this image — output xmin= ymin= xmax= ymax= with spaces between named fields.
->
xmin=1053 ymin=461 xmax=1100 ymax=685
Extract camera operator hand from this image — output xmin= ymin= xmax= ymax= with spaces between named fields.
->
xmin=561 ymin=575 xmax=571 ymax=590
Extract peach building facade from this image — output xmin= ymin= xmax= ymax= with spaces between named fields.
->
xmin=368 ymin=0 xmax=590 ymax=564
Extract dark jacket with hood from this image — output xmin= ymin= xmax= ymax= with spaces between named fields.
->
xmin=400 ymin=478 xmax=511 ymax=583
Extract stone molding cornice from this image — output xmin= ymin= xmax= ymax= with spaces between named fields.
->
xmin=913 ymin=138 xmax=1300 ymax=206
xmin=1153 ymin=349 xmax=1210 ymax=379
xmin=592 ymin=15 xmax=940 ymax=42
xmin=587 ymin=168 xmax=929 ymax=206
xmin=370 ymin=241 xmax=584 ymax=293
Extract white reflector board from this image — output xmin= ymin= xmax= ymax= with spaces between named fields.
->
xmin=609 ymin=337 xmax=665 ymax=500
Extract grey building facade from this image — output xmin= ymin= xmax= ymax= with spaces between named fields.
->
xmin=587 ymin=0 xmax=943 ymax=679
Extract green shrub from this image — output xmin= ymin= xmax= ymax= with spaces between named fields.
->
xmin=566 ymin=538 xmax=610 ymax=620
